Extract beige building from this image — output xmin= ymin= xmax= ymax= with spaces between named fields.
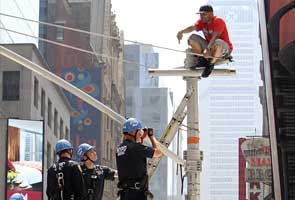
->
xmin=97 ymin=3 xmax=125 ymax=199
xmin=0 ymin=43 xmax=71 ymax=199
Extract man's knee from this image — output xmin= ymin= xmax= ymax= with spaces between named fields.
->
xmin=212 ymin=43 xmax=222 ymax=50
xmin=188 ymin=39 xmax=199 ymax=47
xmin=188 ymin=34 xmax=203 ymax=45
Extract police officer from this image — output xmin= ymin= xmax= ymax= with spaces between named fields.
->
xmin=116 ymin=118 xmax=162 ymax=200
xmin=9 ymin=193 xmax=25 ymax=200
xmin=77 ymin=143 xmax=117 ymax=200
xmin=46 ymin=139 xmax=85 ymax=200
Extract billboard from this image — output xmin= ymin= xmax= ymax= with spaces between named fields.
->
xmin=6 ymin=119 xmax=44 ymax=200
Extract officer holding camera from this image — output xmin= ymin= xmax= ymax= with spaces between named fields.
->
xmin=116 ymin=118 xmax=162 ymax=200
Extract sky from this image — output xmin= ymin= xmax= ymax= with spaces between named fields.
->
xmin=112 ymin=0 xmax=207 ymax=105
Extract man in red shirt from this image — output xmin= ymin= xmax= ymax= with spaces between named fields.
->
xmin=177 ymin=5 xmax=233 ymax=78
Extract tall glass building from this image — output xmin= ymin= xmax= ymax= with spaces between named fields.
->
xmin=199 ymin=0 xmax=262 ymax=199
xmin=0 ymin=0 xmax=39 ymax=44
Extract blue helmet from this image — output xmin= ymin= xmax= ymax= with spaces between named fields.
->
xmin=55 ymin=139 xmax=73 ymax=154
xmin=77 ymin=143 xmax=94 ymax=161
xmin=123 ymin=118 xmax=142 ymax=133
xmin=9 ymin=193 xmax=25 ymax=200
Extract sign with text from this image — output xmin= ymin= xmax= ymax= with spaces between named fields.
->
xmin=241 ymin=138 xmax=272 ymax=183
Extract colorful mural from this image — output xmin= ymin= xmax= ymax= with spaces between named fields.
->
xmin=61 ymin=66 xmax=101 ymax=155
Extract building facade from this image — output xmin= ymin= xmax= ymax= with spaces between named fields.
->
xmin=199 ymin=0 xmax=263 ymax=199
xmin=0 ymin=44 xmax=71 ymax=199
xmin=263 ymin=0 xmax=295 ymax=198
xmin=39 ymin=1 xmax=124 ymax=198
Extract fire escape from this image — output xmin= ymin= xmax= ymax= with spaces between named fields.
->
xmin=267 ymin=1 xmax=295 ymax=199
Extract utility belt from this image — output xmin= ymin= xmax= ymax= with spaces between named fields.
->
xmin=49 ymin=193 xmax=74 ymax=200
xmin=117 ymin=188 xmax=154 ymax=199
xmin=118 ymin=181 xmax=145 ymax=190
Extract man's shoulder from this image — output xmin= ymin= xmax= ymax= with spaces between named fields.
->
xmin=68 ymin=160 xmax=81 ymax=169
xmin=213 ymin=16 xmax=226 ymax=23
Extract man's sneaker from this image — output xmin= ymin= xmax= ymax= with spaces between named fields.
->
xmin=201 ymin=63 xmax=214 ymax=78
xmin=190 ymin=57 xmax=209 ymax=69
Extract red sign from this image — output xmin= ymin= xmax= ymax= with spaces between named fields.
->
xmin=7 ymin=190 xmax=42 ymax=200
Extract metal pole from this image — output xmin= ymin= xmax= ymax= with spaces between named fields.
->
xmin=186 ymin=77 xmax=202 ymax=200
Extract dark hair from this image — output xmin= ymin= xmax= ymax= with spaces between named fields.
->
xmin=57 ymin=149 xmax=72 ymax=156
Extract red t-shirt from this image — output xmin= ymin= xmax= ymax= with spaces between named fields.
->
xmin=195 ymin=16 xmax=233 ymax=51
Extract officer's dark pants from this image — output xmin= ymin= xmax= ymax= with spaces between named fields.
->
xmin=119 ymin=189 xmax=146 ymax=200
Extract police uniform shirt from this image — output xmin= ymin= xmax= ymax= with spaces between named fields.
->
xmin=46 ymin=157 xmax=85 ymax=200
xmin=116 ymin=139 xmax=155 ymax=184
xmin=81 ymin=164 xmax=116 ymax=200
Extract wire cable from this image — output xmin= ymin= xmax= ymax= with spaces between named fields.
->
xmin=180 ymin=123 xmax=199 ymax=131
xmin=0 ymin=12 xmax=188 ymax=54
xmin=0 ymin=12 xmax=226 ymax=59
xmin=0 ymin=27 xmax=153 ymax=68
xmin=0 ymin=20 xmax=14 ymax=42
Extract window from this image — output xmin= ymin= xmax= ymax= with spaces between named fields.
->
xmin=55 ymin=22 xmax=65 ymax=41
xmin=34 ymin=77 xmax=39 ymax=108
xmin=2 ymin=71 xmax=20 ymax=101
xmin=56 ymin=27 xmax=64 ymax=40
xmin=41 ymin=89 xmax=45 ymax=117
xmin=65 ymin=127 xmax=69 ymax=139
xmin=60 ymin=118 xmax=64 ymax=139
xmin=47 ymin=142 xmax=52 ymax=167
xmin=106 ymin=141 xmax=109 ymax=159
xmin=48 ymin=99 xmax=52 ymax=127
xmin=54 ymin=109 xmax=58 ymax=136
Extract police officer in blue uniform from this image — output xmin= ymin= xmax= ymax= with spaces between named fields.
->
xmin=116 ymin=118 xmax=162 ymax=200
xmin=46 ymin=139 xmax=85 ymax=200
xmin=77 ymin=143 xmax=116 ymax=200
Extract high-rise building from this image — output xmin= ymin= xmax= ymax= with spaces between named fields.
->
xmin=199 ymin=0 xmax=262 ymax=199
xmin=124 ymin=44 xmax=174 ymax=200
xmin=0 ymin=0 xmax=39 ymax=44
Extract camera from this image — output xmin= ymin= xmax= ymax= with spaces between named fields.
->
xmin=143 ymin=128 xmax=154 ymax=137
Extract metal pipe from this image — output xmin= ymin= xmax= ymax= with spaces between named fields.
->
xmin=148 ymin=68 xmax=236 ymax=77
xmin=186 ymin=77 xmax=201 ymax=200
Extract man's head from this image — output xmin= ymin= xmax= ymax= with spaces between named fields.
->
xmin=197 ymin=5 xmax=214 ymax=23
xmin=77 ymin=143 xmax=97 ymax=163
xmin=122 ymin=118 xmax=144 ymax=142
xmin=55 ymin=139 xmax=73 ymax=157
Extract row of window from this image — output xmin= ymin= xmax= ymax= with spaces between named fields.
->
xmin=33 ymin=77 xmax=69 ymax=139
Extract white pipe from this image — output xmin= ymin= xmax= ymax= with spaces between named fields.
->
xmin=148 ymin=68 xmax=236 ymax=77
xmin=0 ymin=45 xmax=126 ymax=124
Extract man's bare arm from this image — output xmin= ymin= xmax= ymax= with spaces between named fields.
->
xmin=177 ymin=25 xmax=196 ymax=43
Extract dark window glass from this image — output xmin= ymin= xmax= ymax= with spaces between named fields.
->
xmin=3 ymin=71 xmax=20 ymax=101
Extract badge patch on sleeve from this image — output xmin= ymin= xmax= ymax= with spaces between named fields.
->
xmin=116 ymin=145 xmax=127 ymax=156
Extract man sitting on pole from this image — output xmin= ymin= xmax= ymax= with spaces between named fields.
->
xmin=177 ymin=4 xmax=233 ymax=78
